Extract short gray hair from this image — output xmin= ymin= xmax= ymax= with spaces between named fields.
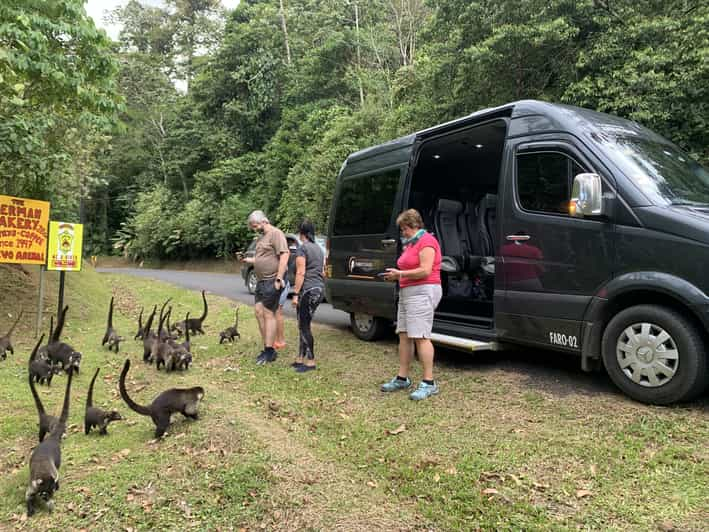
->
xmin=247 ymin=210 xmax=269 ymax=225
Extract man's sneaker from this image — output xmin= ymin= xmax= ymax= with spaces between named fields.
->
xmin=380 ymin=376 xmax=411 ymax=392
xmin=409 ymin=381 xmax=439 ymax=401
xmin=255 ymin=351 xmax=268 ymax=365
xmin=266 ymin=350 xmax=278 ymax=363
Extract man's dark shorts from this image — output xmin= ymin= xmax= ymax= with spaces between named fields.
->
xmin=255 ymin=279 xmax=283 ymax=313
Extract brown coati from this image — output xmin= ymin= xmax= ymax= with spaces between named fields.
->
xmin=101 ymin=296 xmax=122 ymax=352
xmin=151 ymin=310 xmax=176 ymax=371
xmin=141 ymin=305 xmax=158 ymax=362
xmin=30 ymin=333 xmax=59 ymax=387
xmin=28 ymin=335 xmax=59 ymax=442
xmin=134 ymin=307 xmax=144 ymax=340
xmin=119 ymin=358 xmax=204 ymax=439
xmin=170 ymin=312 xmax=193 ymax=371
xmin=0 ymin=310 xmax=23 ymax=359
xmin=219 ymin=307 xmax=241 ymax=344
xmin=172 ymin=290 xmax=207 ymax=336
xmin=46 ymin=306 xmax=82 ymax=374
xmin=25 ymin=362 xmax=73 ymax=517
xmin=84 ymin=368 xmax=122 ymax=435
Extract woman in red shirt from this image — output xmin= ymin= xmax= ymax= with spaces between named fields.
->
xmin=382 ymin=209 xmax=442 ymax=400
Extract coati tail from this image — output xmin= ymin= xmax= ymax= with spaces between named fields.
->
xmin=52 ymin=306 xmax=69 ymax=343
xmin=108 ymin=297 xmax=114 ymax=328
xmin=87 ymin=367 xmax=99 ymax=408
xmin=28 ymin=335 xmax=46 ymax=416
xmin=119 ymin=359 xmax=151 ymax=416
xmin=5 ymin=310 xmax=23 ymax=337
xmin=199 ymin=290 xmax=208 ymax=322
xmin=58 ymin=362 xmax=73 ymax=426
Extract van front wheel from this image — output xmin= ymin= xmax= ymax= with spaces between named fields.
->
xmin=602 ymin=305 xmax=708 ymax=405
xmin=350 ymin=313 xmax=387 ymax=341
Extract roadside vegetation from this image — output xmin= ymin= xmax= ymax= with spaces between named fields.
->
xmin=0 ymin=265 xmax=706 ymax=530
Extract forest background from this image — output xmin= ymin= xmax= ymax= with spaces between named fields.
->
xmin=1 ymin=0 xmax=708 ymax=261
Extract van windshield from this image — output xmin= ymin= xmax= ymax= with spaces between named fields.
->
xmin=591 ymin=129 xmax=709 ymax=206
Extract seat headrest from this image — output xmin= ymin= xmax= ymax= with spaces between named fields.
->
xmin=437 ymin=198 xmax=463 ymax=214
xmin=483 ymin=194 xmax=497 ymax=209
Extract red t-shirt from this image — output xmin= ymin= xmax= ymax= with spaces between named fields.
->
xmin=397 ymin=232 xmax=442 ymax=288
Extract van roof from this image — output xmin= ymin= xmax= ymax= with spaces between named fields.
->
xmin=346 ymin=99 xmax=646 ymax=163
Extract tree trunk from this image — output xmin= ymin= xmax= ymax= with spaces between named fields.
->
xmin=354 ymin=1 xmax=364 ymax=106
xmin=279 ymin=0 xmax=292 ymax=65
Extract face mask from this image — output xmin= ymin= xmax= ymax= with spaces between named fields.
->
xmin=401 ymin=229 xmax=425 ymax=245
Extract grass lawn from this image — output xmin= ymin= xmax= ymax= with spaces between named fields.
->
xmin=0 ymin=265 xmax=707 ymax=531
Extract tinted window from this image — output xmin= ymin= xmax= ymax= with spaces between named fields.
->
xmin=333 ymin=169 xmax=400 ymax=235
xmin=517 ymin=151 xmax=586 ymax=215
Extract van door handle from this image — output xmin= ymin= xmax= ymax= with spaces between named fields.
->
xmin=506 ymin=234 xmax=530 ymax=242
xmin=380 ymin=239 xmax=397 ymax=246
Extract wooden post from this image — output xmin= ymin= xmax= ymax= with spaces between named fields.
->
xmin=36 ymin=266 xmax=45 ymax=338
xmin=57 ymin=270 xmax=66 ymax=320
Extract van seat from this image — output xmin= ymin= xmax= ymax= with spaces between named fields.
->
xmin=434 ymin=198 xmax=467 ymax=273
xmin=463 ymin=194 xmax=497 ymax=274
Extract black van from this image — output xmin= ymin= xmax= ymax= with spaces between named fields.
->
xmin=325 ymin=100 xmax=709 ymax=405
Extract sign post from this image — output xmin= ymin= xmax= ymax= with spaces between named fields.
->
xmin=46 ymin=221 xmax=84 ymax=317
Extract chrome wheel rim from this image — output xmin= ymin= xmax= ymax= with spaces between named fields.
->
xmin=616 ymin=322 xmax=679 ymax=388
xmin=247 ymin=271 xmax=257 ymax=293
xmin=353 ymin=313 xmax=374 ymax=333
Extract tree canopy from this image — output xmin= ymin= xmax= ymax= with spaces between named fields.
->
xmin=2 ymin=0 xmax=707 ymax=260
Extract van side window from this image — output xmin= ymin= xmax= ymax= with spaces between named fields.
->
xmin=517 ymin=151 xmax=586 ymax=215
xmin=333 ymin=170 xmax=400 ymax=235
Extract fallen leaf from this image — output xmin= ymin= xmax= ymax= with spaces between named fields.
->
xmin=508 ymin=474 xmax=522 ymax=486
xmin=386 ymin=424 xmax=407 ymax=436
xmin=445 ymin=467 xmax=458 ymax=476
xmin=532 ymin=481 xmax=549 ymax=491
xmin=433 ymin=473 xmax=440 ymax=483
xmin=576 ymin=489 xmax=593 ymax=499
xmin=366 ymin=480 xmax=378 ymax=488
xmin=120 ymin=448 xmax=131 ymax=457
xmin=482 ymin=488 xmax=498 ymax=495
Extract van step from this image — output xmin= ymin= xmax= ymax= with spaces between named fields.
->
xmin=430 ymin=333 xmax=499 ymax=352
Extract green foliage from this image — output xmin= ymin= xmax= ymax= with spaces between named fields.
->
xmin=0 ymin=0 xmax=120 ymax=210
xmin=6 ymin=0 xmax=708 ymax=259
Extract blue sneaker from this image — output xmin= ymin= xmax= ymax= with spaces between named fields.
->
xmin=409 ymin=381 xmax=439 ymax=401
xmin=380 ymin=376 xmax=411 ymax=392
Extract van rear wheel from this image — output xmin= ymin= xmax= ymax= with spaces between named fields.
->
xmin=350 ymin=313 xmax=387 ymax=341
xmin=602 ymin=304 xmax=708 ymax=405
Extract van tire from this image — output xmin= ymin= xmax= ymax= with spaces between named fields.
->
xmin=350 ymin=313 xmax=388 ymax=341
xmin=246 ymin=269 xmax=257 ymax=295
xmin=602 ymin=305 xmax=708 ymax=405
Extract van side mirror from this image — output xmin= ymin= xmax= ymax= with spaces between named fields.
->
xmin=570 ymin=173 xmax=603 ymax=218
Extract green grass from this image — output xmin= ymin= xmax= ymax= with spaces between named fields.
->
xmin=0 ymin=265 xmax=707 ymax=530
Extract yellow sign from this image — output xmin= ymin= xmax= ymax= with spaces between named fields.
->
xmin=0 ymin=195 xmax=51 ymax=265
xmin=47 ymin=221 xmax=83 ymax=271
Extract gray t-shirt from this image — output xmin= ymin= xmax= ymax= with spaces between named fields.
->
xmin=296 ymin=240 xmax=324 ymax=292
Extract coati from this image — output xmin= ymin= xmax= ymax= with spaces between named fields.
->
xmin=134 ymin=307 xmax=144 ymax=340
xmin=25 ymin=362 xmax=73 ymax=517
xmin=119 ymin=359 xmax=204 ymax=439
xmin=170 ymin=312 xmax=193 ymax=371
xmin=36 ymin=316 xmax=53 ymax=361
xmin=142 ymin=306 xmax=158 ymax=362
xmin=172 ymin=290 xmax=207 ymax=336
xmin=0 ymin=310 xmax=23 ymax=359
xmin=84 ymin=368 xmax=122 ymax=435
xmin=28 ymin=335 xmax=58 ymax=442
xmin=46 ymin=306 xmax=82 ymax=374
xmin=151 ymin=310 xmax=176 ymax=371
xmin=30 ymin=334 xmax=58 ymax=387
xmin=219 ymin=307 xmax=241 ymax=344
xmin=101 ymin=296 xmax=122 ymax=352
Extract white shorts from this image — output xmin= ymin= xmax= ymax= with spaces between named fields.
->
xmin=395 ymin=284 xmax=442 ymax=338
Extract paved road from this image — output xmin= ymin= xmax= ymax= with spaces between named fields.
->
xmin=96 ymin=267 xmax=351 ymax=330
